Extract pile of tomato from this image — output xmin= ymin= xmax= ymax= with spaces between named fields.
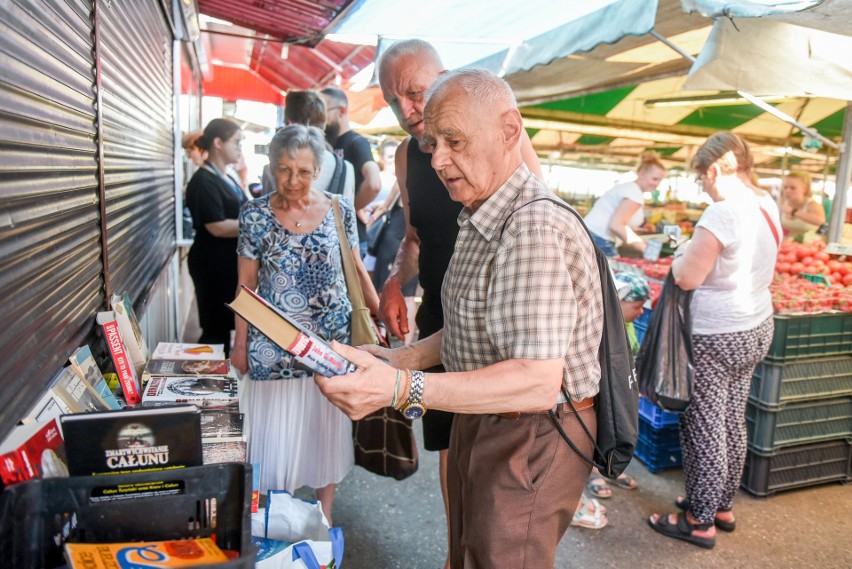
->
xmin=772 ymin=242 xmax=852 ymax=314
xmin=614 ymin=256 xmax=673 ymax=280
xmin=774 ymin=241 xmax=852 ymax=286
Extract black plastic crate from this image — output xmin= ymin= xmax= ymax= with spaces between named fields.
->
xmin=765 ymin=313 xmax=852 ymax=363
xmin=635 ymin=416 xmax=682 ymax=473
xmin=741 ymin=438 xmax=852 ymax=498
xmin=0 ymin=463 xmax=254 ymax=569
xmin=746 ymin=396 xmax=852 ymax=453
xmin=750 ymin=357 xmax=852 ymax=410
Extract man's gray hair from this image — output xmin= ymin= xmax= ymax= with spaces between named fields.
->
xmin=268 ymin=124 xmax=326 ymax=171
xmin=377 ymin=39 xmax=443 ymax=83
xmin=425 ymin=68 xmax=517 ymax=112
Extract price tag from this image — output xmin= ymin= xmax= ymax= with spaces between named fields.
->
xmin=662 ymin=224 xmax=682 ymax=239
xmin=825 ymin=242 xmax=852 ymax=257
xmin=643 ymin=239 xmax=663 ymax=261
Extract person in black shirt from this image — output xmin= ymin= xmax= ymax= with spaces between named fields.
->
xmin=185 ymin=118 xmax=247 ymax=355
xmin=321 ymin=87 xmax=382 ymax=256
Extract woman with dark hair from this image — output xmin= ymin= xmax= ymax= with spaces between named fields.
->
xmin=185 ymin=118 xmax=246 ymax=354
xmin=648 ymin=132 xmax=780 ymax=549
xmin=231 ymin=124 xmax=379 ymax=524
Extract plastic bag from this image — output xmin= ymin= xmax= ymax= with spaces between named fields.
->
xmin=636 ymin=273 xmax=694 ymax=412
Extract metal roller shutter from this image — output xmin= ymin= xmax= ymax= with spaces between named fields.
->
xmin=0 ymin=0 xmax=102 ymax=438
xmin=97 ymin=0 xmax=175 ymax=303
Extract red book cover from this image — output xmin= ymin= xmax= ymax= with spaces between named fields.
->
xmin=0 ymin=418 xmax=67 ymax=486
xmin=98 ymin=312 xmax=142 ymax=404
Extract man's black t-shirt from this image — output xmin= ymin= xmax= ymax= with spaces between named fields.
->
xmin=333 ymin=130 xmax=375 ymax=241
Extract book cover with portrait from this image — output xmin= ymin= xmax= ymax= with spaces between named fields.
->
xmin=141 ymin=376 xmax=240 ymax=408
xmin=60 ymin=405 xmax=202 ymax=476
xmin=144 ymin=358 xmax=230 ymax=377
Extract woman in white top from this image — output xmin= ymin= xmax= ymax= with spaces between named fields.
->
xmin=780 ymin=169 xmax=825 ymax=241
xmin=649 ymin=132 xmax=780 ymax=550
xmin=584 ymin=152 xmax=666 ymax=257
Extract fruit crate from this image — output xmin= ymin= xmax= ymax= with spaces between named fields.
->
xmin=745 ymin=396 xmax=852 ymax=453
xmin=750 ymin=357 xmax=852 ymax=410
xmin=638 ymin=396 xmax=680 ymax=429
xmin=741 ymin=438 xmax=852 ymax=498
xmin=765 ymin=313 xmax=852 ymax=363
xmin=635 ymin=416 xmax=681 ymax=473
xmin=0 ymin=463 xmax=254 ymax=569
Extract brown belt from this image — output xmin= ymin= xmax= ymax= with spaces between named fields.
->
xmin=497 ymin=397 xmax=595 ymax=420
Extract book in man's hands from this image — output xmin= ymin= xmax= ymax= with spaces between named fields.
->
xmin=151 ymin=342 xmax=226 ymax=360
xmin=228 ymin=285 xmax=356 ymax=377
xmin=60 ymin=405 xmax=202 ymax=476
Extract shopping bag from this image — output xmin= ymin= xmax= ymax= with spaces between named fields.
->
xmin=353 ymin=406 xmax=419 ymax=480
xmin=253 ymin=528 xmax=344 ymax=569
xmin=636 ymin=273 xmax=695 ymax=412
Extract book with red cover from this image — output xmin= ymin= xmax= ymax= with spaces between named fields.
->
xmin=0 ymin=418 xmax=67 ymax=485
xmin=97 ymin=311 xmax=142 ymax=405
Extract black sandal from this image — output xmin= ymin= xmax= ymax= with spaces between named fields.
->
xmin=675 ymin=497 xmax=736 ymax=532
xmin=648 ymin=512 xmax=716 ymax=549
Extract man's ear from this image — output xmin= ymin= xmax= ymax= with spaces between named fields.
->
xmin=501 ymin=108 xmax=523 ymax=148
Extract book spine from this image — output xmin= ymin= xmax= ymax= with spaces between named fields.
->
xmin=102 ymin=320 xmax=141 ymax=404
xmin=288 ymin=331 xmax=357 ymax=376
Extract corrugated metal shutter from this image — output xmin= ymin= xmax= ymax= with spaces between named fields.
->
xmin=0 ymin=0 xmax=103 ymax=437
xmin=98 ymin=0 xmax=175 ymax=302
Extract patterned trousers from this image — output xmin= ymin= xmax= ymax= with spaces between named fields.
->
xmin=679 ymin=316 xmax=774 ymax=523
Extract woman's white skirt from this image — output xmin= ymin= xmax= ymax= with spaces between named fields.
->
xmin=244 ymin=376 xmax=354 ymax=494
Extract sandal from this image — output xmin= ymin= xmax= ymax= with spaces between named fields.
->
xmin=612 ymin=473 xmax=638 ymax=490
xmin=586 ymin=476 xmax=612 ymax=499
xmin=675 ymin=497 xmax=736 ymax=532
xmin=572 ymin=497 xmax=608 ymax=529
xmin=648 ymin=512 xmax=716 ymax=549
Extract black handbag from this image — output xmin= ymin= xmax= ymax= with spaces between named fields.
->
xmin=366 ymin=194 xmax=399 ymax=257
xmin=353 ymin=406 xmax=419 ymax=480
xmin=636 ymin=273 xmax=695 ymax=412
xmin=507 ymin=198 xmax=639 ymax=480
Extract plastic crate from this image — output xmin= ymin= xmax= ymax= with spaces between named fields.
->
xmin=634 ymin=416 xmax=682 ymax=473
xmin=765 ymin=313 xmax=852 ymax=363
xmin=745 ymin=396 xmax=852 ymax=453
xmin=741 ymin=438 xmax=852 ymax=498
xmin=750 ymin=357 xmax=852 ymax=410
xmin=633 ymin=307 xmax=652 ymax=345
xmin=638 ymin=396 xmax=680 ymax=429
xmin=0 ymin=463 xmax=254 ymax=569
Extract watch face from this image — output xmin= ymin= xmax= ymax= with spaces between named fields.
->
xmin=403 ymin=403 xmax=425 ymax=420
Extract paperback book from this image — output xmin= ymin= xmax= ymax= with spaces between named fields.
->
xmin=144 ymin=358 xmax=230 ymax=377
xmin=0 ymin=418 xmax=68 ymax=485
xmin=110 ymin=291 xmax=149 ymax=369
xmin=142 ymin=376 xmax=240 ymax=408
xmin=60 ymin=405 xmax=202 ymax=476
xmin=69 ymin=345 xmax=122 ymax=410
xmin=53 ymin=367 xmax=111 ymax=414
xmin=151 ymin=342 xmax=226 ymax=360
xmin=97 ymin=311 xmax=142 ymax=405
xmin=199 ymin=409 xmax=244 ymax=440
xmin=64 ymin=538 xmax=229 ymax=568
xmin=228 ymin=285 xmax=356 ymax=377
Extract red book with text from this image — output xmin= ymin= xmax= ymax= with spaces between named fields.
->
xmin=0 ymin=418 xmax=67 ymax=486
xmin=97 ymin=311 xmax=142 ymax=404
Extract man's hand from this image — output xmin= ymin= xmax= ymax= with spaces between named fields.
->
xmin=379 ymin=276 xmax=410 ymax=340
xmin=315 ymin=342 xmax=397 ymax=419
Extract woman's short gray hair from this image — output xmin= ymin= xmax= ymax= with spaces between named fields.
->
xmin=268 ymin=124 xmax=326 ymax=172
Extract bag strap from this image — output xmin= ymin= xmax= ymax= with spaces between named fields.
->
xmin=501 ymin=195 xmax=616 ymax=472
xmin=759 ymin=207 xmax=781 ymax=247
xmin=329 ymin=154 xmax=346 ymax=196
xmin=331 ymin=195 xmax=368 ymax=311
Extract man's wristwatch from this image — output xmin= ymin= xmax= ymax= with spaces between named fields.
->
xmin=402 ymin=370 xmax=427 ymax=419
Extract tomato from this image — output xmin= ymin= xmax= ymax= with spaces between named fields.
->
xmin=775 ymin=262 xmax=791 ymax=274
xmin=815 ymin=252 xmax=830 ymax=262
xmin=843 ymin=274 xmax=852 ymax=286
xmin=790 ymin=262 xmax=805 ymax=274
xmin=827 ymin=260 xmax=841 ymax=272
xmin=838 ymin=263 xmax=852 ymax=276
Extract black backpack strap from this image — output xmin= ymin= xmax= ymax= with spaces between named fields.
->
xmin=329 ymin=154 xmax=345 ymax=196
xmin=506 ymin=196 xmax=616 ymax=472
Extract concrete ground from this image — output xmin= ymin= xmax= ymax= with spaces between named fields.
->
xmin=333 ymin=424 xmax=851 ymax=569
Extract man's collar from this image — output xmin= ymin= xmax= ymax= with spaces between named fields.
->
xmin=459 ymin=163 xmax=531 ymax=241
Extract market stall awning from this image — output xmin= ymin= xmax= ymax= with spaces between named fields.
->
xmin=199 ymin=63 xmax=285 ymax=106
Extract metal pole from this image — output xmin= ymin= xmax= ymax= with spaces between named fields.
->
xmin=649 ymin=30 xmax=839 ymax=151
xmin=827 ymin=102 xmax=852 ymax=244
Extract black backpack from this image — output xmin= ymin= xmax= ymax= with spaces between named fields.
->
xmin=511 ymin=198 xmax=639 ymax=479
xmin=327 ymin=153 xmax=347 ymax=196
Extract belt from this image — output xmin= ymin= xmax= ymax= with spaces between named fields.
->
xmin=497 ymin=397 xmax=595 ymax=420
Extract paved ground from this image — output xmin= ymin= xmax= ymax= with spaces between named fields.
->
xmin=332 ymin=423 xmax=851 ymax=569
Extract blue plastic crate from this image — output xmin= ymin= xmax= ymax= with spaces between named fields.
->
xmin=633 ymin=307 xmax=652 ymax=345
xmin=635 ymin=434 xmax=682 ymax=473
xmin=638 ymin=396 xmax=681 ymax=429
